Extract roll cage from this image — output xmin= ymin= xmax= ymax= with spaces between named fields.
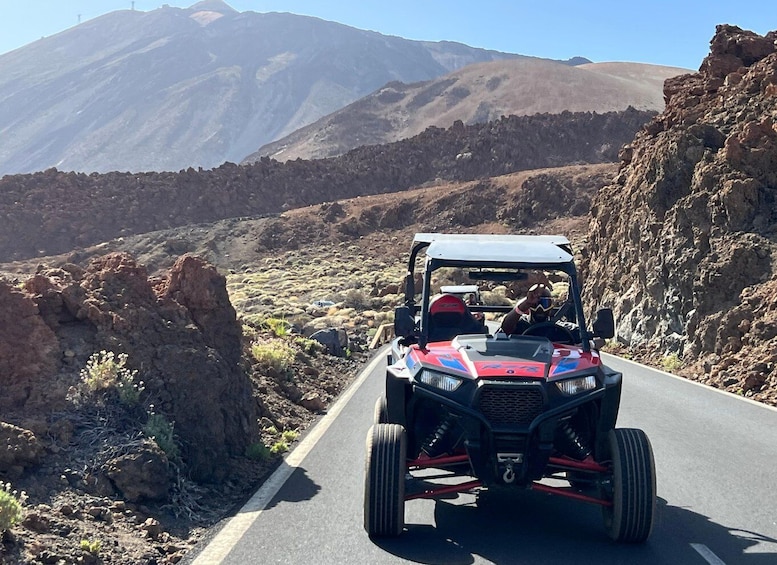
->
xmin=397 ymin=233 xmax=609 ymax=350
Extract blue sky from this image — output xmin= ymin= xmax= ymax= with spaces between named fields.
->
xmin=1 ymin=1 xmax=774 ymax=69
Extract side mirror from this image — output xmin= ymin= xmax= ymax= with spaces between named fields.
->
xmin=394 ymin=306 xmax=415 ymax=338
xmin=592 ymin=308 xmax=615 ymax=339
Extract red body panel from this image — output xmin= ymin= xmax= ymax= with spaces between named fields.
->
xmin=408 ymin=342 xmax=601 ymax=379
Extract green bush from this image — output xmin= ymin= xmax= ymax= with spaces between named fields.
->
xmin=270 ymin=441 xmax=289 ymax=455
xmin=293 ymin=336 xmax=324 ymax=356
xmin=143 ymin=411 xmax=179 ymax=460
xmin=0 ymin=482 xmax=27 ymax=532
xmin=80 ymin=350 xmax=144 ymax=406
xmin=250 ymin=340 xmax=296 ymax=374
xmin=342 ymin=289 xmax=371 ymax=309
xmin=80 ymin=539 xmax=101 ymax=555
xmin=241 ymin=323 xmax=259 ymax=340
xmin=662 ymin=353 xmax=683 ymax=373
xmin=245 ymin=443 xmax=271 ymax=461
xmin=261 ymin=317 xmax=290 ymax=337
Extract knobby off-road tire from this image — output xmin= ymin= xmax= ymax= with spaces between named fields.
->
xmin=373 ymin=395 xmax=388 ymax=425
xmin=602 ymin=428 xmax=656 ymax=543
xmin=364 ymin=424 xmax=406 ymax=537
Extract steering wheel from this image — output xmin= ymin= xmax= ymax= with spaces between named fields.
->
xmin=521 ymin=322 xmax=576 ymax=344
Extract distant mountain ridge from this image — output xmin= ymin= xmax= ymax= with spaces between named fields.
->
xmin=245 ymin=59 xmax=690 ymax=163
xmin=0 ymin=0 xmax=537 ymax=175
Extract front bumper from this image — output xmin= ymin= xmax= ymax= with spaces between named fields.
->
xmin=408 ymin=370 xmax=621 ymax=485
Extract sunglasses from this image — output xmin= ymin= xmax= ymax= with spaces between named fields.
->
xmin=539 ymin=296 xmax=552 ymax=308
xmin=532 ymin=295 xmax=553 ymax=313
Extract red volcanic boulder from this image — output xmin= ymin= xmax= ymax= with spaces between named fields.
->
xmin=77 ymin=253 xmax=258 ymax=482
xmin=4 ymin=253 xmax=259 ymax=483
xmin=700 ymin=24 xmax=776 ymax=77
xmin=0 ymin=281 xmax=61 ymax=412
xmin=159 ymin=254 xmax=242 ymax=367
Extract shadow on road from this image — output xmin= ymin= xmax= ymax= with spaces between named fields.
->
xmin=658 ymin=498 xmax=777 ymax=564
xmin=373 ymin=490 xmax=777 ymax=564
xmin=263 ymin=465 xmax=321 ymax=510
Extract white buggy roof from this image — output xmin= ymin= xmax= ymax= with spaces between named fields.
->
xmin=415 ymin=233 xmax=573 ymax=264
xmin=413 ymin=233 xmax=571 ymax=246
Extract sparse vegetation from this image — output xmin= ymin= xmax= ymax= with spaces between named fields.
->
xmin=225 ymin=248 xmax=403 ymax=328
xmin=79 ymin=539 xmax=101 ymax=555
xmin=0 ymin=482 xmax=27 ymax=532
xmin=246 ymin=442 xmax=271 ymax=461
xmin=78 ymin=350 xmax=144 ymax=406
xmin=270 ymin=441 xmax=289 ymax=455
xmin=261 ymin=317 xmax=290 ymax=337
xmin=250 ymin=340 xmax=296 ymax=375
xmin=143 ymin=410 xmax=179 ymax=460
xmin=662 ymin=353 xmax=683 ymax=373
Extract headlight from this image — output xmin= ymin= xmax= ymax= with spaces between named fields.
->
xmin=556 ymin=375 xmax=597 ymax=395
xmin=419 ymin=370 xmax=463 ymax=392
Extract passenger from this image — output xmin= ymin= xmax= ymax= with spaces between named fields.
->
xmin=464 ymin=292 xmax=485 ymax=324
xmin=499 ymin=283 xmax=553 ymax=334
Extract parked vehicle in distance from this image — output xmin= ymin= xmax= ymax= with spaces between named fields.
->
xmin=364 ymin=233 xmax=656 ymax=543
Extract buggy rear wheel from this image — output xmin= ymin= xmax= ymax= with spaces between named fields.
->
xmin=602 ymin=428 xmax=656 ymax=543
xmin=373 ymin=395 xmax=388 ymax=424
xmin=364 ymin=424 xmax=406 ymax=537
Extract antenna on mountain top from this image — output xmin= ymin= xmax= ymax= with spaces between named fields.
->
xmin=131 ymin=1 xmax=135 ymax=9
xmin=77 ymin=14 xmax=82 ymax=24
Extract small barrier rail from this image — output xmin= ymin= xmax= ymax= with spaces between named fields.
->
xmin=369 ymin=323 xmax=395 ymax=349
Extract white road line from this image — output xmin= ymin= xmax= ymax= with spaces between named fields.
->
xmin=690 ymin=543 xmax=727 ymax=565
xmin=191 ymin=349 xmax=386 ymax=564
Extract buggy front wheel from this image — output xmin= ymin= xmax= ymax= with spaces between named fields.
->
xmin=373 ymin=395 xmax=388 ymax=424
xmin=364 ymin=424 xmax=406 ymax=537
xmin=601 ymin=428 xmax=656 ymax=543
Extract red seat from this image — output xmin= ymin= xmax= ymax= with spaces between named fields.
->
xmin=428 ymin=294 xmax=471 ymax=342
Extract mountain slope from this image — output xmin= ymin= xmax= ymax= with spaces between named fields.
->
xmin=244 ymin=59 xmax=689 ymax=163
xmin=0 ymin=1 xmax=525 ymax=175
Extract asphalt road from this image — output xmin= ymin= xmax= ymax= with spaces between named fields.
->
xmin=186 ymin=351 xmax=777 ymax=565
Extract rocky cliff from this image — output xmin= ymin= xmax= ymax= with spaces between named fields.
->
xmin=582 ymin=25 xmax=777 ymax=402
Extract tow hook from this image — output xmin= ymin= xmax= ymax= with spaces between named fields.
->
xmin=498 ymin=453 xmax=523 ymax=484
xmin=503 ymin=462 xmax=515 ymax=483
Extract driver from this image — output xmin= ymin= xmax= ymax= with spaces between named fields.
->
xmin=499 ymin=284 xmax=553 ymax=334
